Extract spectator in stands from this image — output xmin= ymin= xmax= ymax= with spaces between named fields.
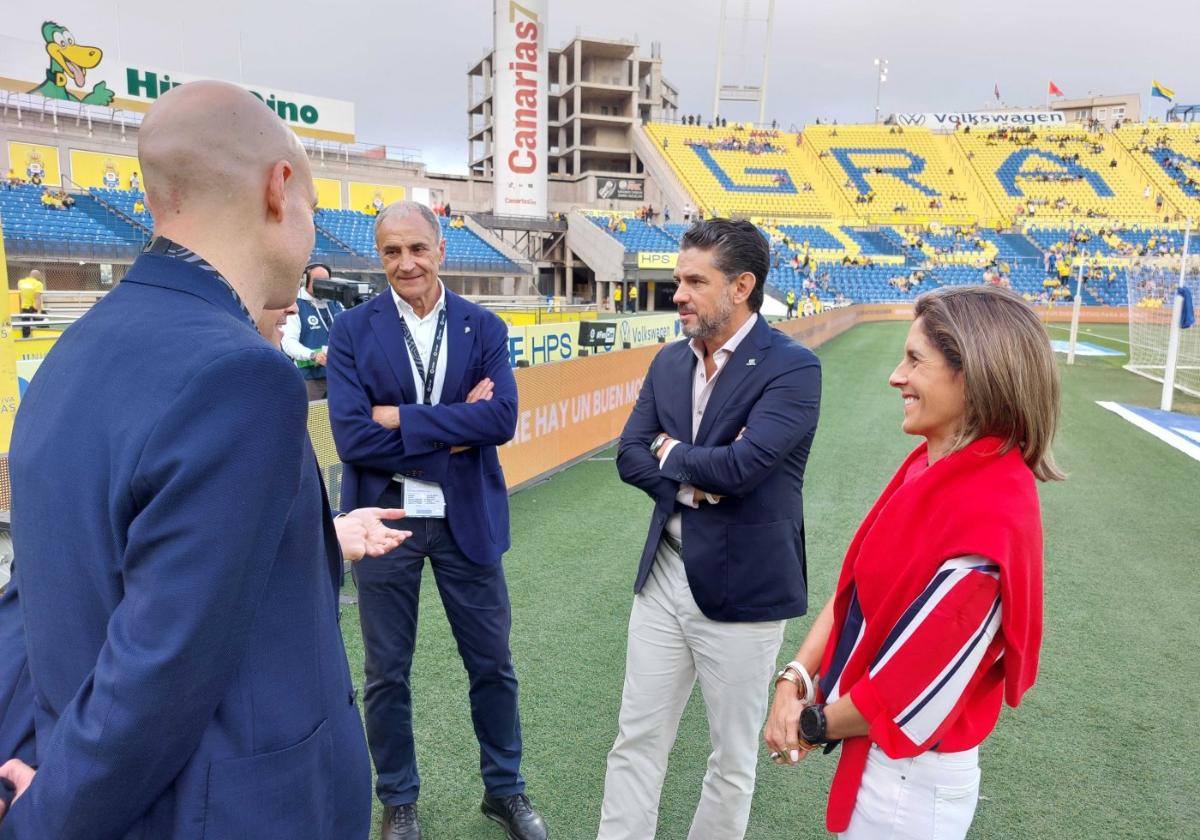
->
xmin=327 ymin=200 xmax=548 ymax=840
xmin=4 ymin=169 xmax=19 ymax=189
xmin=129 ymin=171 xmax=140 ymax=191
xmin=39 ymin=188 xmax=63 ymax=210
xmin=133 ymin=197 xmax=146 ymax=214
xmin=602 ymin=219 xmax=821 ymax=840
xmin=57 ymin=189 xmax=75 ymax=209
xmin=765 ymin=286 xmax=1058 ymax=840
xmin=280 ymin=262 xmax=345 ymax=401
xmin=16 ymin=269 xmax=45 ymax=338
xmin=0 ymin=79 xmax=375 ymax=839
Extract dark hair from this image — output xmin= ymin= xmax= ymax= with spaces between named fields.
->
xmin=303 ymin=262 xmax=331 ymax=285
xmin=680 ymin=219 xmax=768 ymax=312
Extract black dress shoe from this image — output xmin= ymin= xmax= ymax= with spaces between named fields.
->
xmin=381 ymin=803 xmax=421 ymax=840
xmin=481 ymin=793 xmax=548 ymax=840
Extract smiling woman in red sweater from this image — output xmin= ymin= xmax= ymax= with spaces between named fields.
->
xmin=764 ymin=285 xmax=1064 ymax=839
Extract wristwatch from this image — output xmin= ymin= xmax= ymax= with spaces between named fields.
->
xmin=649 ymin=433 xmax=669 ymax=458
xmin=799 ymin=703 xmax=829 ymax=745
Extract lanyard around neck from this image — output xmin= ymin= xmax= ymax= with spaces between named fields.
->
xmin=400 ymin=308 xmax=447 ymax=405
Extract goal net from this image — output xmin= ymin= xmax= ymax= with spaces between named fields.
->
xmin=1126 ymin=253 xmax=1200 ymax=399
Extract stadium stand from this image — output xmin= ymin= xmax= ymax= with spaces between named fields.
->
xmin=586 ymin=214 xmax=680 ymax=252
xmin=95 ymin=187 xmax=354 ymax=260
xmin=840 ymin=226 xmax=906 ymax=257
xmin=316 ymin=209 xmax=523 ymax=273
xmin=642 ymin=123 xmax=848 ymax=218
xmin=0 ymin=184 xmax=145 ymax=255
xmin=955 ymin=125 xmax=1159 ymax=221
xmin=803 ymin=125 xmax=1000 ymax=224
xmin=1115 ymin=122 xmax=1200 ymax=216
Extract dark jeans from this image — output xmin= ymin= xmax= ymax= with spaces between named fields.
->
xmin=352 ymin=488 xmax=524 ymax=806
xmin=304 ymin=377 xmax=328 ymax=401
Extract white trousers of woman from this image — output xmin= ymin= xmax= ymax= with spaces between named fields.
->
xmin=839 ymin=744 xmax=981 ymax=840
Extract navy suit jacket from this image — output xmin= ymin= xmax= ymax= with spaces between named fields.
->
xmin=4 ymin=254 xmax=371 ymax=838
xmin=327 ymin=288 xmax=517 ymax=565
xmin=0 ymin=581 xmax=35 ymax=769
xmin=616 ymin=315 xmax=821 ymax=622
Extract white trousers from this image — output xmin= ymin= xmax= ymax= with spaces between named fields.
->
xmin=597 ymin=539 xmax=786 ymax=840
xmin=840 ymin=745 xmax=981 ymax=840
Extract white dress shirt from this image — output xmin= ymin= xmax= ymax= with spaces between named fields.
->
xmin=390 ymin=282 xmax=449 ymax=514
xmin=659 ymin=313 xmax=758 ymax=540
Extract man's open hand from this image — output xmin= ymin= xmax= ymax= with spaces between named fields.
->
xmin=335 ymin=508 xmax=411 ymax=561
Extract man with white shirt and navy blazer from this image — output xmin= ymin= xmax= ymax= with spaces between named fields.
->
xmin=598 ymin=219 xmax=822 ymax=840
xmin=326 ymin=201 xmax=547 ymax=840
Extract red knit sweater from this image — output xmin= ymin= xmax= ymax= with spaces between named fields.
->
xmin=818 ymin=436 xmax=1044 ymax=832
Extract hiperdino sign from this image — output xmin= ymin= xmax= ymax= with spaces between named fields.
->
xmin=0 ymin=20 xmax=356 ymax=142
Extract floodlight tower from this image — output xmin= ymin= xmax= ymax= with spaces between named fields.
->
xmin=873 ymin=58 xmax=889 ymax=124
xmin=711 ymin=0 xmax=776 ymax=125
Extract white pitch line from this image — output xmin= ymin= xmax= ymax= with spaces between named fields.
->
xmin=1097 ymin=401 xmax=1200 ymax=463
xmin=1045 ymin=324 xmax=1132 ymax=346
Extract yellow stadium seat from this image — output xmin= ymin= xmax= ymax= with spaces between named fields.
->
xmin=955 ymin=125 xmax=1159 ymax=222
xmin=643 ymin=123 xmax=845 ymax=219
xmin=1115 ymin=122 xmax=1200 ymax=220
xmin=802 ymin=125 xmax=998 ymax=224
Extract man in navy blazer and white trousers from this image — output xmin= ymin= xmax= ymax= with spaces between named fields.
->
xmin=598 ymin=220 xmax=822 ymax=840
xmin=0 ymin=82 xmax=372 ymax=838
xmin=327 ymin=201 xmax=547 ymax=840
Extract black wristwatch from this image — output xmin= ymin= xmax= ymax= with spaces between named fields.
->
xmin=799 ymin=703 xmax=829 ymax=745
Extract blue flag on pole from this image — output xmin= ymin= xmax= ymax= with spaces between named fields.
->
xmin=1180 ymin=287 xmax=1195 ymax=329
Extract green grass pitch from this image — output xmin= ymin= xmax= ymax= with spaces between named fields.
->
xmin=340 ymin=319 xmax=1199 ymax=839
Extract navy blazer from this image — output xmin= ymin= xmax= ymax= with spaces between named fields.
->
xmin=4 ymin=254 xmax=371 ymax=838
xmin=616 ymin=315 xmax=822 ymax=622
xmin=327 ymin=288 xmax=517 ymax=566
xmin=0 ymin=580 xmax=35 ymax=770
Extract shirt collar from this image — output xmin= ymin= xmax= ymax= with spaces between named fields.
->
xmin=298 ymin=286 xmax=315 ymax=302
xmin=689 ymin=312 xmax=758 ymax=364
xmin=143 ymin=235 xmax=254 ymax=328
xmin=391 ymin=281 xmax=446 ymax=323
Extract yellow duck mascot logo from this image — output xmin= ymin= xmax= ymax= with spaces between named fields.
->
xmin=30 ymin=21 xmax=115 ymax=106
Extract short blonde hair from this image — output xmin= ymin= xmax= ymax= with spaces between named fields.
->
xmin=914 ymin=285 xmax=1065 ymax=481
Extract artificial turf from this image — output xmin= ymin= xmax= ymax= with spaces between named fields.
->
xmin=340 ymin=319 xmax=1199 ymax=839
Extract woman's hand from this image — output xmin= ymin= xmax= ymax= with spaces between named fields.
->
xmin=763 ymin=679 xmax=811 ymax=766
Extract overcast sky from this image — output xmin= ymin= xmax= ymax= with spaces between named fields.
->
xmin=4 ymin=0 xmax=1196 ymax=174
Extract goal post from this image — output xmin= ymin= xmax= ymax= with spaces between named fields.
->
xmin=1125 ymin=230 xmax=1200 ymax=404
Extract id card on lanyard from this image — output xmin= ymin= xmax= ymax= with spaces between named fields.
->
xmin=398 ymin=309 xmax=448 ymax=517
